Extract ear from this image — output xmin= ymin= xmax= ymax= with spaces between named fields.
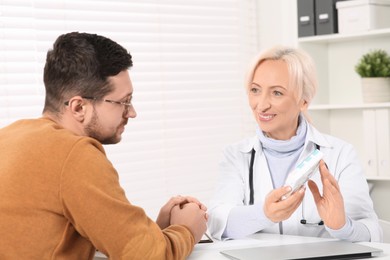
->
xmin=67 ymin=96 xmax=87 ymax=122
xmin=300 ymin=99 xmax=309 ymax=111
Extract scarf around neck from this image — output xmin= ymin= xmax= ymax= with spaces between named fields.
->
xmin=256 ymin=114 xmax=308 ymax=188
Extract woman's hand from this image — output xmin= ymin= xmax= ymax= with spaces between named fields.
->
xmin=156 ymin=195 xmax=207 ymax=229
xmin=308 ymin=160 xmax=346 ymax=230
xmin=264 ymin=185 xmax=305 ymax=223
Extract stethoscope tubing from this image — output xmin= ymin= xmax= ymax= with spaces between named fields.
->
xmin=248 ymin=144 xmax=323 ymax=226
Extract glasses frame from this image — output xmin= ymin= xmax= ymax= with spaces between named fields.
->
xmin=64 ymin=96 xmax=133 ymax=115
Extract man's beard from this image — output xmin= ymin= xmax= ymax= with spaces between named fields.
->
xmin=85 ymin=111 xmax=122 ymax=145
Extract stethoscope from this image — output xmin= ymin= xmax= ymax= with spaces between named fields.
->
xmin=248 ymin=144 xmax=324 ymax=226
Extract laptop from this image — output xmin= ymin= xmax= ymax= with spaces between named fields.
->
xmin=220 ymin=241 xmax=383 ymax=260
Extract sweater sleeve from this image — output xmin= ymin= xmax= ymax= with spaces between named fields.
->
xmin=222 ymin=203 xmax=275 ymax=239
xmin=60 ymin=138 xmax=194 ymax=259
xmin=326 ymin=217 xmax=371 ymax=242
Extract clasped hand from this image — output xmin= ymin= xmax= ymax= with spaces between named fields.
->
xmin=156 ymin=195 xmax=208 ymax=243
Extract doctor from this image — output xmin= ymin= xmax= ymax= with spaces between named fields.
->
xmin=208 ymin=46 xmax=382 ymax=242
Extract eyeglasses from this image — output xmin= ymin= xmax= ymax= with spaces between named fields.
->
xmin=64 ymin=96 xmax=133 ymax=115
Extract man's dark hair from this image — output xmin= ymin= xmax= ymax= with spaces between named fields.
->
xmin=43 ymin=32 xmax=133 ymax=114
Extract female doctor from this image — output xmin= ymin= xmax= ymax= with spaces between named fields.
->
xmin=208 ymin=46 xmax=382 ymax=242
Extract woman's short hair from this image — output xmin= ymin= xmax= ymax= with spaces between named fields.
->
xmin=246 ymin=45 xmax=318 ymax=107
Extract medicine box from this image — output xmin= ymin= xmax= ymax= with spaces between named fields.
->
xmin=336 ymin=0 xmax=390 ymax=34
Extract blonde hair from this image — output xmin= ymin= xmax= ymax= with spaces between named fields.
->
xmin=246 ymin=46 xmax=318 ymax=120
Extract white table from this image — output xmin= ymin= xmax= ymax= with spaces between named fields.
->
xmin=188 ymin=233 xmax=390 ymax=260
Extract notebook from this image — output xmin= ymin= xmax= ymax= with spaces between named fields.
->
xmin=220 ymin=240 xmax=383 ymax=260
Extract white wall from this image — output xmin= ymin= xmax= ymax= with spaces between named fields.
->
xmin=256 ymin=0 xmax=298 ymax=50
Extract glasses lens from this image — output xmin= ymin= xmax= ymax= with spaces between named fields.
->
xmin=123 ymin=98 xmax=132 ymax=115
xmin=123 ymin=103 xmax=131 ymax=115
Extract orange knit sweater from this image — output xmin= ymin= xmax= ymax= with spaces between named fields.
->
xmin=0 ymin=117 xmax=194 ymax=259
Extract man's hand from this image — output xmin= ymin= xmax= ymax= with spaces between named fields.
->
xmin=156 ymin=195 xmax=207 ymax=229
xmin=170 ymin=202 xmax=207 ymax=243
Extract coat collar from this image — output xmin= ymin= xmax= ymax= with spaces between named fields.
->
xmin=238 ymin=123 xmax=332 ymax=154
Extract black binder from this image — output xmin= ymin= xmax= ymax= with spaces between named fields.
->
xmin=297 ymin=0 xmax=316 ymax=37
xmin=315 ymin=0 xmax=345 ymax=35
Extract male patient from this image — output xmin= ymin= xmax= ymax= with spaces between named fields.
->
xmin=0 ymin=32 xmax=207 ymax=259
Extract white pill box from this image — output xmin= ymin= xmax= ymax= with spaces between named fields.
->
xmin=283 ymin=149 xmax=323 ymax=199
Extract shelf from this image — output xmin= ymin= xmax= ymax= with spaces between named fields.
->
xmin=366 ymin=176 xmax=390 ymax=181
xmin=309 ymin=102 xmax=390 ymax=111
xmin=298 ymin=28 xmax=390 ymax=44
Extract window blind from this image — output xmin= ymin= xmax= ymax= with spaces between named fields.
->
xmin=0 ymin=0 xmax=258 ymax=219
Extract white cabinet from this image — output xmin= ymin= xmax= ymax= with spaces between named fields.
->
xmin=298 ymin=28 xmax=390 ymax=180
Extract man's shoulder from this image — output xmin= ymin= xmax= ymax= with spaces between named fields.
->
xmin=2 ymin=117 xmax=103 ymax=151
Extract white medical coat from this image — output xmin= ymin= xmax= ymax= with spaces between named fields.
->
xmin=208 ymin=123 xmax=382 ymax=242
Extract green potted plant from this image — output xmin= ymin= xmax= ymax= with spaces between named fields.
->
xmin=355 ymin=49 xmax=390 ymax=103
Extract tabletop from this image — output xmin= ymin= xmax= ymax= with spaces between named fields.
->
xmin=188 ymin=233 xmax=390 ymax=260
xmin=94 ymin=233 xmax=390 ymax=259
